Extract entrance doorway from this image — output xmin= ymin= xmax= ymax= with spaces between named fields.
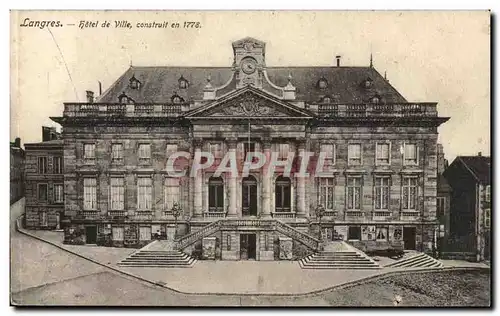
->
xmin=403 ymin=227 xmax=416 ymax=250
xmin=240 ymin=233 xmax=257 ymax=260
xmin=85 ymin=225 xmax=97 ymax=244
xmin=242 ymin=176 xmax=257 ymax=216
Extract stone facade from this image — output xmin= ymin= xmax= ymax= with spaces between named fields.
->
xmin=51 ymin=37 xmax=449 ymax=257
xmin=10 ymin=137 xmax=25 ymax=204
xmin=24 ymin=138 xmax=64 ymax=229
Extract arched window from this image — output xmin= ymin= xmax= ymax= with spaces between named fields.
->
xmin=242 ymin=175 xmax=258 ymax=216
xmin=118 ymin=92 xmax=132 ymax=104
xmin=322 ymin=96 xmax=331 ymax=104
xmin=275 ymin=176 xmax=291 ymax=212
xmin=371 ymin=96 xmax=380 ymax=104
xmin=208 ymin=177 xmax=224 ymax=212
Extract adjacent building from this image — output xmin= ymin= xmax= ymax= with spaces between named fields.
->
xmin=24 ymin=127 xmax=64 ymax=229
xmin=443 ymin=153 xmax=491 ymax=261
xmin=10 ymin=137 xmax=25 ymax=204
xmin=51 ymin=37 xmax=449 ymax=259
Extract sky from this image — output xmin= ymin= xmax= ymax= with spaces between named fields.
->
xmin=10 ymin=11 xmax=490 ymax=161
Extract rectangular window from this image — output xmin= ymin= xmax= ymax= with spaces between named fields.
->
xmin=53 ymin=156 xmax=63 ymax=174
xmin=485 ymin=185 xmax=491 ymax=202
xmin=139 ymin=226 xmax=152 ymax=241
xmin=137 ymin=177 xmax=152 ymax=211
xmin=164 ymin=178 xmax=180 ymax=211
xmin=112 ymin=227 xmax=124 ymax=241
xmin=348 ymin=226 xmax=361 ymax=240
xmin=38 ymin=157 xmax=48 ymax=174
xmin=138 ymin=143 xmax=151 ymax=161
xmin=54 ymin=184 xmax=64 ymax=203
xmin=376 ymin=143 xmax=390 ymax=165
xmin=40 ymin=212 xmax=48 ymax=226
xmin=346 ymin=177 xmax=362 ymax=210
xmin=404 ymin=143 xmax=418 ymax=166
xmin=38 ymin=183 xmax=48 ymax=202
xmin=319 ymin=177 xmax=335 ymax=210
xmin=83 ymin=178 xmax=97 ymax=210
xmin=84 ymin=143 xmax=96 ymax=161
xmin=348 ymin=144 xmax=362 ymax=165
xmin=436 ymin=197 xmax=446 ymax=217
xmin=111 ymin=144 xmax=124 ymax=163
xmin=374 ymin=177 xmax=390 ymax=210
xmin=109 ymin=177 xmax=125 ymax=210
xmin=376 ymin=227 xmax=388 ymax=241
xmin=209 ymin=178 xmax=224 ymax=212
xmin=278 ymin=143 xmax=290 ymax=160
xmin=402 ymin=177 xmax=418 ymax=210
xmin=320 ymin=144 xmax=335 ymax=165
xmin=485 ymin=209 xmax=491 ymax=228
xmin=226 ymin=235 xmax=231 ymax=251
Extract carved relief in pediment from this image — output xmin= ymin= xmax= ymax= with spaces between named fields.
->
xmin=209 ymin=93 xmax=288 ymax=117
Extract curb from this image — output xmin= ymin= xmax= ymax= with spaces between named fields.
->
xmin=15 ymin=215 xmax=490 ymax=297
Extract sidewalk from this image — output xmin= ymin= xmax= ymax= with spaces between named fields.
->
xmin=17 ymin=223 xmax=490 ymax=295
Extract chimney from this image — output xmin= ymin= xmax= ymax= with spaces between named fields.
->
xmin=86 ymin=90 xmax=94 ymax=103
xmin=478 ymin=152 xmax=482 ymax=157
xmin=14 ymin=137 xmax=21 ymax=148
xmin=336 ymin=55 xmax=341 ymax=67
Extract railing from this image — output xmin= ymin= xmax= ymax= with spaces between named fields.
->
xmin=108 ymin=210 xmax=127 ymax=217
xmin=221 ymin=219 xmax=276 ymax=229
xmin=63 ymin=103 xmax=184 ymax=118
xmin=175 ymin=220 xmax=222 ymax=250
xmin=275 ymin=220 xmax=319 ymax=251
xmin=373 ymin=211 xmax=391 ymax=218
xmin=317 ymin=103 xmax=438 ymax=118
xmin=345 ymin=211 xmax=364 ymax=217
xmin=80 ymin=210 xmax=100 ymax=219
xmin=324 ymin=211 xmax=337 ymax=217
xmin=204 ymin=212 xmax=226 ymax=218
xmin=271 ymin=212 xmax=296 ymax=219
xmin=134 ymin=211 xmax=153 ymax=220
xmin=401 ymin=211 xmax=420 ymax=220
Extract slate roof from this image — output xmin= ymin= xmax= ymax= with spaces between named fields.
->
xmin=97 ymin=65 xmax=408 ymax=104
xmin=458 ymin=156 xmax=491 ymax=185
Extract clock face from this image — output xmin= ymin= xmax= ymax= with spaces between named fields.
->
xmin=241 ymin=58 xmax=257 ymax=75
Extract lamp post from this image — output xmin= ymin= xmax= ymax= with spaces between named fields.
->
xmin=171 ymin=202 xmax=182 ymax=239
xmin=315 ymin=204 xmax=325 ymax=242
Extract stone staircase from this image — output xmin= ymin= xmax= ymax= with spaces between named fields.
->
xmin=118 ymin=240 xmax=197 ymax=268
xmin=386 ymin=252 xmax=443 ymax=268
xmin=299 ymin=241 xmax=380 ymax=269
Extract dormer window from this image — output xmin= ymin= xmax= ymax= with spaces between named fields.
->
xmin=118 ymin=92 xmax=134 ymax=104
xmin=318 ymin=78 xmax=328 ymax=89
xmin=371 ymin=95 xmax=381 ymax=104
xmin=171 ymin=93 xmax=184 ymax=104
xmin=129 ymin=75 xmax=141 ymax=89
xmin=322 ymin=96 xmax=331 ymax=104
xmin=178 ymin=76 xmax=189 ymax=89
xmin=364 ymin=77 xmax=373 ymax=88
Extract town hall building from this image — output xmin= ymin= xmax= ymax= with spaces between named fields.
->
xmin=50 ymin=37 xmax=449 ymax=260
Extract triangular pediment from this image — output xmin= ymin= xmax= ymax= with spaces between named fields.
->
xmin=185 ymin=86 xmax=313 ymax=119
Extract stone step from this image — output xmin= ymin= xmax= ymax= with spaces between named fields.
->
xmin=303 ymin=260 xmax=376 ymax=265
xmin=388 ymin=254 xmax=427 ymax=267
xmin=126 ymin=257 xmax=191 ymax=262
xmin=131 ymin=253 xmax=187 ymax=258
xmin=119 ymin=257 xmax=196 ymax=265
xmin=313 ymin=254 xmax=363 ymax=259
xmin=387 ymin=253 xmax=443 ymax=268
xmin=299 ymin=260 xmax=379 ymax=269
